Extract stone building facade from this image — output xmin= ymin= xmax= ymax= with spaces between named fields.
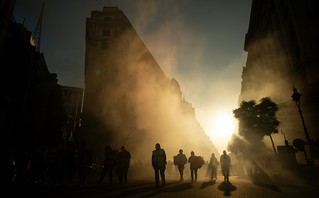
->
xmin=239 ymin=0 xmax=319 ymax=152
xmin=82 ymin=6 xmax=218 ymax=161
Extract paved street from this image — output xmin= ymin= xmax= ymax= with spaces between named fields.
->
xmin=12 ymin=175 xmax=319 ymax=198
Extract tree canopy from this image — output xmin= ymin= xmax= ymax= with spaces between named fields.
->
xmin=233 ymin=97 xmax=280 ymax=143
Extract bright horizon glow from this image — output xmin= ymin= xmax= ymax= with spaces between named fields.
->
xmin=206 ymin=111 xmax=237 ymax=154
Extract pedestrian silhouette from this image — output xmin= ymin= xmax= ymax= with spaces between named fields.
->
xmin=117 ymin=146 xmax=131 ymax=184
xmin=208 ymin=153 xmax=218 ymax=181
xmin=63 ymin=142 xmax=76 ymax=185
xmin=152 ymin=143 xmax=167 ymax=187
xmin=220 ymin=150 xmax=231 ymax=183
xmin=98 ymin=145 xmax=117 ymax=185
xmin=188 ymin=151 xmax=204 ymax=181
xmin=77 ymin=142 xmax=92 ymax=185
xmin=173 ymin=149 xmax=187 ymax=181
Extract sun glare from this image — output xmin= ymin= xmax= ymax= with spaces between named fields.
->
xmin=212 ymin=113 xmax=235 ymax=137
xmin=208 ymin=112 xmax=236 ymax=151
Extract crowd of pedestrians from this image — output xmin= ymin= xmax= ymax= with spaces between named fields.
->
xmin=5 ymin=141 xmax=231 ymax=189
xmin=6 ymin=142 xmax=90 ymax=188
xmin=5 ymin=142 xmax=133 ymax=188
xmin=152 ymin=143 xmax=231 ymax=187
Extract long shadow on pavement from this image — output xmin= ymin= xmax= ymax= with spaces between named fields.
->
xmin=139 ymin=182 xmax=193 ymax=198
xmin=218 ymin=181 xmax=237 ymax=196
xmin=200 ymin=180 xmax=216 ymax=189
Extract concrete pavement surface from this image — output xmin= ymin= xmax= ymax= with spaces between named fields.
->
xmin=10 ymin=175 xmax=319 ymax=198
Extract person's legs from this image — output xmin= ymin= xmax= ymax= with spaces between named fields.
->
xmin=190 ymin=168 xmax=194 ymax=181
xmin=222 ymin=166 xmax=226 ymax=182
xmin=154 ymin=168 xmax=159 ymax=187
xmin=194 ymin=168 xmax=198 ymax=181
xmin=123 ymin=167 xmax=128 ymax=184
xmin=160 ymin=167 xmax=166 ymax=185
xmin=82 ymin=167 xmax=87 ymax=184
xmin=118 ymin=167 xmax=123 ymax=184
xmin=181 ymin=165 xmax=184 ymax=180
xmin=99 ymin=166 xmax=107 ymax=184
xmin=212 ymin=166 xmax=217 ymax=180
xmin=178 ymin=165 xmax=184 ymax=181
xmin=226 ymin=166 xmax=230 ymax=182
xmin=109 ymin=167 xmax=114 ymax=184
xmin=215 ymin=166 xmax=218 ymax=180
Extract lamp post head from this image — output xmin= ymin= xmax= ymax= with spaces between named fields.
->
xmin=291 ymin=87 xmax=301 ymax=103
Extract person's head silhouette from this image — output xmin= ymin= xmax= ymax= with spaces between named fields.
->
xmin=121 ymin=146 xmax=125 ymax=151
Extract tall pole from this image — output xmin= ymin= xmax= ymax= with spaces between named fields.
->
xmin=291 ymin=87 xmax=314 ymax=162
xmin=295 ymin=102 xmax=310 ymax=143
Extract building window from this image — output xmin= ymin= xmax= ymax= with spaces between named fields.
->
xmin=101 ymin=40 xmax=109 ymax=49
xmin=103 ymin=29 xmax=111 ymax=36
xmin=104 ymin=17 xmax=111 ymax=21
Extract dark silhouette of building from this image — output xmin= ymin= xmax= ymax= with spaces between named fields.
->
xmin=82 ymin=6 xmax=219 ymax=162
xmin=239 ymin=0 xmax=319 ymax=157
xmin=0 ymin=0 xmax=67 ymax=186
xmin=1 ymin=0 xmax=67 ymax=148
xmin=0 ymin=0 xmax=15 ymax=60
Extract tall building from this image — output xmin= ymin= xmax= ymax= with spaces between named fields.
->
xmin=0 ymin=1 xmax=67 ymax=150
xmin=239 ymin=0 xmax=319 ymax=153
xmin=82 ymin=6 xmax=218 ymax=161
xmin=0 ymin=0 xmax=16 ymax=60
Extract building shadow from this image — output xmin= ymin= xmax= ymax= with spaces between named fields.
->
xmin=218 ymin=181 xmax=237 ymax=196
xmin=200 ymin=180 xmax=216 ymax=189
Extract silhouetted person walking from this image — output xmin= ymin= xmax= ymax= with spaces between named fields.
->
xmin=220 ymin=150 xmax=231 ymax=183
xmin=152 ymin=143 xmax=167 ymax=187
xmin=77 ymin=142 xmax=92 ymax=185
xmin=98 ymin=145 xmax=117 ymax=185
xmin=117 ymin=146 xmax=131 ymax=184
xmin=63 ymin=142 xmax=76 ymax=185
xmin=188 ymin=151 xmax=199 ymax=181
xmin=189 ymin=151 xmax=205 ymax=182
xmin=174 ymin=149 xmax=187 ymax=181
xmin=209 ymin=153 xmax=218 ymax=181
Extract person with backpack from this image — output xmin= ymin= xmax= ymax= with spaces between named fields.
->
xmin=220 ymin=150 xmax=231 ymax=183
xmin=152 ymin=143 xmax=167 ymax=187
xmin=188 ymin=151 xmax=204 ymax=181
xmin=174 ymin=149 xmax=187 ymax=181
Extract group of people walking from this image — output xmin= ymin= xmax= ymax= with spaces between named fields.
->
xmin=98 ymin=145 xmax=131 ymax=185
xmin=6 ymin=141 xmax=230 ymax=188
xmin=208 ymin=150 xmax=231 ymax=183
xmin=151 ymin=143 xmax=231 ymax=187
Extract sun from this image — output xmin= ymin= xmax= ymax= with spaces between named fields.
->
xmin=208 ymin=112 xmax=236 ymax=146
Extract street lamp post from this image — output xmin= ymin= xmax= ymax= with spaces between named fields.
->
xmin=291 ymin=87 xmax=314 ymax=162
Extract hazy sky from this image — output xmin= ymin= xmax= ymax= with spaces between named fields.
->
xmin=13 ymin=0 xmax=252 ymax=153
